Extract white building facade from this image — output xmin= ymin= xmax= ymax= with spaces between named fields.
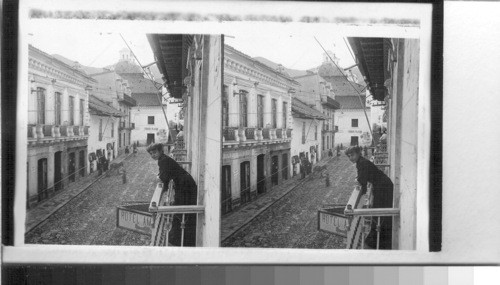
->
xmin=221 ymin=45 xmax=298 ymax=215
xmin=27 ymin=45 xmax=94 ymax=208
xmin=290 ymin=98 xmax=326 ymax=177
xmin=87 ymin=95 xmax=124 ymax=173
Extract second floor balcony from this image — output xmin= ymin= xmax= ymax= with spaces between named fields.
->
xmin=28 ymin=124 xmax=89 ymax=144
xmin=321 ymin=95 xmax=341 ymax=109
xmin=119 ymin=122 xmax=135 ymax=131
xmin=117 ymin=93 xmax=137 ymax=107
xmin=223 ymin=126 xmax=292 ymax=148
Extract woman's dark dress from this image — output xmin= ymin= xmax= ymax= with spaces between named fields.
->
xmin=356 ymin=156 xmax=394 ymax=249
xmin=158 ymin=154 xmax=198 ymax=246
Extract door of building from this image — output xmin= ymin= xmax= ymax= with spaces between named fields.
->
xmin=350 ymin=136 xmax=359 ymax=146
xmin=257 ymin=154 xmax=266 ymax=194
xmin=147 ymin=133 xmax=155 ymax=145
xmin=221 ymin=165 xmax=232 ymax=215
xmin=282 ymin=153 xmax=288 ymax=180
xmin=271 ymin=155 xmax=279 ymax=186
xmin=37 ymin=158 xmax=48 ymax=201
xmin=240 ymin=161 xmax=251 ymax=205
xmin=79 ymin=150 xmax=85 ymax=177
xmin=54 ymin=151 xmax=62 ymax=191
xmin=68 ymin=152 xmax=76 ymax=183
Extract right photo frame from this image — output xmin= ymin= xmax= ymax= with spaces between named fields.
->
xmin=220 ymin=33 xmax=427 ymax=251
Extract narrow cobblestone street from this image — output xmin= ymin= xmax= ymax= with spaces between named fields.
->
xmin=25 ymin=148 xmax=159 ymax=245
xmin=222 ymin=154 xmax=358 ymax=248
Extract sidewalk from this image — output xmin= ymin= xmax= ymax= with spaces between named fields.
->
xmin=25 ymin=152 xmax=135 ymax=233
xmin=221 ymin=156 xmax=338 ymax=242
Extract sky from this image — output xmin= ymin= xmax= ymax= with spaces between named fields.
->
xmin=28 ymin=28 xmax=357 ymax=72
xmin=225 ymin=32 xmax=357 ymax=71
xmin=28 ymin=31 xmax=155 ymax=68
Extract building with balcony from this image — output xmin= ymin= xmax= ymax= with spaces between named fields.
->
xmin=222 ymin=45 xmax=299 ymax=215
xmin=348 ymin=37 xmax=422 ymax=250
xmin=316 ymin=52 xmax=371 ymax=147
xmin=87 ymin=94 xmax=124 ymax=172
xmin=27 ymin=45 xmax=94 ymax=208
xmin=291 ymin=98 xmax=327 ymax=177
xmin=106 ymin=48 xmax=172 ymax=147
xmin=294 ymin=65 xmax=341 ymax=159
xmin=148 ymin=34 xmax=222 ymax=246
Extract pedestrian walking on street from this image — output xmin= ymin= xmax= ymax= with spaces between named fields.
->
xmin=133 ymin=144 xmax=138 ymax=156
xmin=345 ymin=146 xmax=394 ymax=250
xmin=147 ymin=143 xmax=198 ymax=247
xmin=120 ymin=165 xmax=127 ymax=184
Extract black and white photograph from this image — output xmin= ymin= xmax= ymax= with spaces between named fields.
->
xmin=220 ymin=32 xmax=424 ymax=250
xmin=23 ymin=29 xmax=222 ymax=246
xmin=5 ymin=0 xmax=500 ymax=266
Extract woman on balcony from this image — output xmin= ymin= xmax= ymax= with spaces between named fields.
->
xmin=147 ymin=143 xmax=197 ymax=247
xmin=345 ymin=146 xmax=394 ymax=250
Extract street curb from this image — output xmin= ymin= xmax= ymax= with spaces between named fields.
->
xmin=25 ymin=153 xmax=134 ymax=235
xmin=221 ymin=159 xmax=331 ymax=244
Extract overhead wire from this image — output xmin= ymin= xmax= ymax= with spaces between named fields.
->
xmin=314 ymin=36 xmax=373 ymax=144
xmin=119 ymin=34 xmax=173 ymax=140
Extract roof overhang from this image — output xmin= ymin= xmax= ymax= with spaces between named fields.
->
xmin=147 ymin=34 xmax=193 ymax=99
xmin=347 ymin=38 xmax=389 ymax=101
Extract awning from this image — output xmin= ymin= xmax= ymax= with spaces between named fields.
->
xmin=347 ymin=38 xmax=389 ymax=101
xmin=147 ymin=34 xmax=193 ymax=99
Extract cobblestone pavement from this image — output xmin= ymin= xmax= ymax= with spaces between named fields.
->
xmin=25 ymin=148 xmax=159 ymax=245
xmin=222 ymin=154 xmax=358 ymax=248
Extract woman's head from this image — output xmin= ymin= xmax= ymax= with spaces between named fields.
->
xmin=146 ymin=143 xmax=164 ymax=160
xmin=345 ymin=146 xmax=362 ymax=163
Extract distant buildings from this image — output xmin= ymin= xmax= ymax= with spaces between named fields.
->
xmin=294 ymin=63 xmax=341 ymax=159
xmin=290 ymin=98 xmax=327 ymax=176
xmin=316 ymin=52 xmax=371 ymax=147
xmin=87 ymin=94 xmax=124 ymax=173
xmin=27 ymin=45 xmax=94 ymax=208
xmin=111 ymin=48 xmax=170 ymax=146
xmin=221 ymin=45 xmax=298 ymax=214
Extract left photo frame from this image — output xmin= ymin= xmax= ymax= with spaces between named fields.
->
xmin=18 ymin=25 xmax=222 ymax=247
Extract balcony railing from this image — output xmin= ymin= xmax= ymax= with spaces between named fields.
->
xmin=118 ymin=93 xmax=137 ymax=107
xmin=245 ymin=127 xmax=255 ymax=140
xmin=321 ymin=95 xmax=341 ymax=109
xmin=223 ymin=127 xmax=238 ymax=141
xmin=149 ymin=182 xmax=204 ymax=246
xmin=28 ymin=124 xmax=89 ymax=142
xmin=222 ymin=127 xmax=292 ymax=147
xmin=276 ymin=128 xmax=283 ymax=139
xmin=262 ymin=128 xmax=270 ymax=140
xmin=342 ymin=184 xmax=399 ymax=250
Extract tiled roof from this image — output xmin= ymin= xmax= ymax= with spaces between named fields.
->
xmin=119 ymin=74 xmax=160 ymax=94
xmin=88 ymin=95 xmax=125 ymax=117
xmin=322 ymin=76 xmax=365 ymax=96
xmin=318 ymin=62 xmax=345 ymax=77
xmin=292 ymin=98 xmax=327 ymax=120
xmin=114 ymin=60 xmax=144 ymax=74
xmin=335 ymin=95 xmax=368 ymax=109
xmin=132 ymin=93 xmax=162 ymax=106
